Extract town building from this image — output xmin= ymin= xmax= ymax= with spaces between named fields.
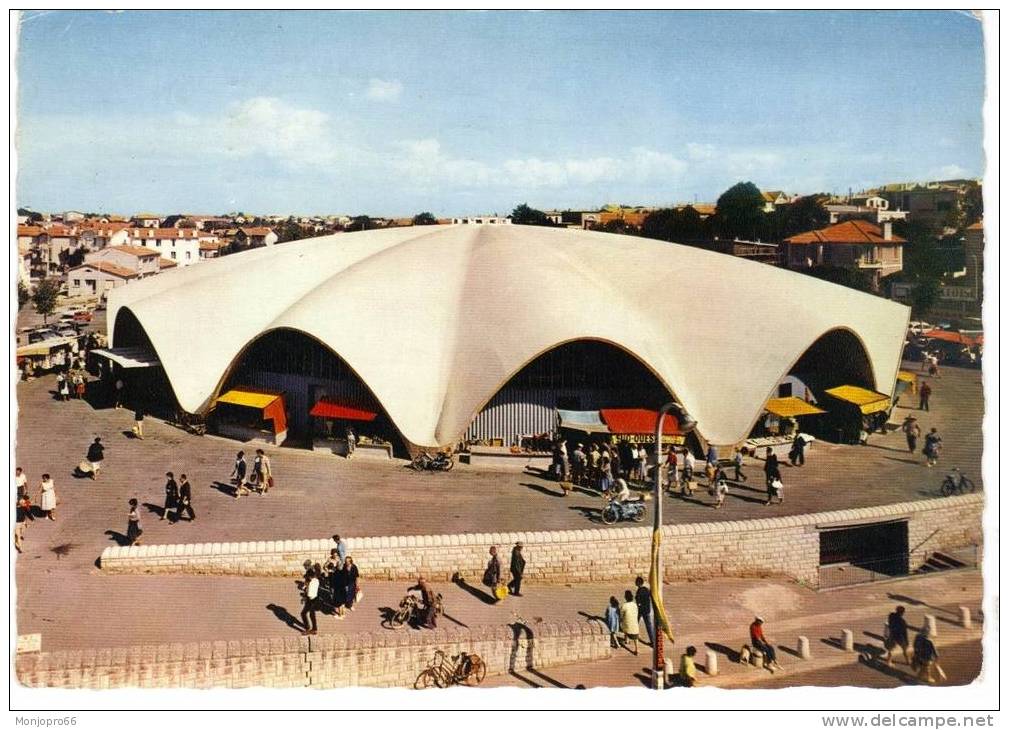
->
xmin=450 ymin=216 xmax=512 ymax=225
xmin=103 ymin=225 xmax=907 ymax=457
xmin=784 ymin=220 xmax=906 ymax=290
xmin=66 ymin=245 xmax=175 ymax=298
xmin=132 ymin=213 xmax=163 ymax=228
xmin=124 ymin=227 xmax=214 ymax=266
xmin=233 ymin=227 xmax=278 ymax=248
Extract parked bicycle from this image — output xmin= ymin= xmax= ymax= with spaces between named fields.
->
xmin=941 ymin=467 xmax=977 ymax=496
xmin=382 ymin=592 xmax=444 ymax=630
xmin=414 ymin=649 xmax=486 ymax=688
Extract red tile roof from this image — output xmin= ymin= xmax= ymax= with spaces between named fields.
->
xmin=109 ymin=244 xmax=161 ymax=258
xmin=785 ymin=219 xmax=906 ymax=245
xmin=966 ymin=220 xmax=983 ymax=231
xmin=127 ymin=228 xmax=208 ymax=239
xmin=70 ymin=261 xmax=138 ymax=278
xmin=17 ymin=225 xmax=45 ymax=237
xmin=199 ymin=241 xmax=226 ymax=251
xmin=158 ymin=258 xmax=178 ymax=269
xmin=240 ymin=227 xmax=275 ymax=236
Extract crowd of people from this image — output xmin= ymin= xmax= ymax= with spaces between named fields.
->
xmin=13 ymin=467 xmax=58 ymax=553
xmin=604 ymin=574 xmax=657 ymax=656
xmin=297 ymin=534 xmax=358 ymax=635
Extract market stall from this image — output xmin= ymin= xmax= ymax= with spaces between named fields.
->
xmin=745 ymin=396 xmax=824 ymax=457
xmin=16 ymin=337 xmax=76 ymax=379
xmin=820 ymin=385 xmax=892 ymax=444
xmin=309 ymin=397 xmax=391 ymax=458
xmin=213 ymin=387 xmax=288 ymax=446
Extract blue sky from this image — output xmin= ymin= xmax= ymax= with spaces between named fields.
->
xmin=15 ymin=10 xmax=985 ymax=216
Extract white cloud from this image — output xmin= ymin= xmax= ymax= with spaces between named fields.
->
xmin=930 ymin=163 xmax=970 ymax=179
xmin=366 ymin=78 xmax=403 ymax=102
xmin=218 ymin=97 xmax=339 ymax=166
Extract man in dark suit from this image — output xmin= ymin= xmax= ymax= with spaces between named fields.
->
xmin=509 ymin=542 xmax=526 ymax=596
xmin=160 ymin=472 xmax=179 ymax=522
xmin=176 ymin=474 xmax=196 ymax=522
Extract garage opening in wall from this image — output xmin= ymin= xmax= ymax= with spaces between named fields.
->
xmin=818 ymin=520 xmax=909 ymax=589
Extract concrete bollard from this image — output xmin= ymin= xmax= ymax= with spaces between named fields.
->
xmin=798 ymin=636 xmax=811 ymax=660
xmin=706 ymin=649 xmax=719 ymax=676
xmin=959 ymin=606 xmax=972 ymax=629
xmin=925 ymin=614 xmax=938 ymax=637
xmin=842 ymin=629 xmax=854 ymax=651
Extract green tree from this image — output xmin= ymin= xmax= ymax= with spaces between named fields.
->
xmin=412 ymin=212 xmax=438 ymax=225
xmin=346 ymin=216 xmax=379 ymax=232
xmin=909 ymin=279 xmax=941 ymax=316
xmin=804 ymin=265 xmax=875 ymax=294
xmin=768 ymin=195 xmax=830 ymax=241
xmin=894 ymin=219 xmax=947 ymax=317
xmin=713 ymin=182 xmax=768 ymax=240
xmin=640 ymin=206 xmax=706 ymax=243
xmin=17 ymin=281 xmax=29 ymax=310
xmin=32 ymin=278 xmax=60 ymax=323
xmin=510 ymin=203 xmax=553 ymax=226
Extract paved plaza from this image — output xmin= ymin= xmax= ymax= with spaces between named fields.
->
xmin=13 ymin=352 xmax=986 ymax=690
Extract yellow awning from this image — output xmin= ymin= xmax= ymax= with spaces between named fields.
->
xmin=825 ymin=385 xmax=891 ymax=415
xmin=896 ymin=371 xmax=917 ymax=384
xmin=764 ymin=396 xmax=826 ymax=418
xmin=216 ymin=389 xmax=281 ymax=410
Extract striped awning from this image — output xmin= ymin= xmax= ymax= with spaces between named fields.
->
xmin=90 ymin=347 xmax=161 ymax=369
xmin=825 ymin=385 xmax=892 ymax=415
xmin=557 ymin=409 xmax=610 ymax=434
xmin=763 ymin=397 xmax=826 ymax=418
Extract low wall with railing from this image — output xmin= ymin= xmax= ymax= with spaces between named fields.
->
xmin=16 ymin=619 xmax=612 ymax=689
xmin=98 ymin=494 xmax=984 ymax=588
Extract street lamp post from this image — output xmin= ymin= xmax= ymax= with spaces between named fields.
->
xmin=651 ymin=401 xmax=696 ymax=689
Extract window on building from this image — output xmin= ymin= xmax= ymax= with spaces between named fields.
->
xmin=186 ymin=251 xmax=191 ymax=260
xmin=778 ymin=382 xmax=793 ymax=398
xmin=171 ymin=252 xmax=176 ymax=259
xmin=73 ymin=279 xmax=80 ymax=287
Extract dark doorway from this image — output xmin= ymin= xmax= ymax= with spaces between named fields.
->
xmin=819 ymin=520 xmax=909 ymax=579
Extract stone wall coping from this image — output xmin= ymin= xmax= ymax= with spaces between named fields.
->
xmin=16 ymin=617 xmax=602 ymax=674
xmin=99 ymin=493 xmax=983 ymax=566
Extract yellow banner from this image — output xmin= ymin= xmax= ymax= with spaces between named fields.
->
xmin=649 ymin=529 xmax=674 ymax=642
xmin=611 ymin=434 xmax=685 ymax=445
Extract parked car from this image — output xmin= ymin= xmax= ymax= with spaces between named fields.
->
xmin=55 ymin=324 xmax=78 ymax=338
xmin=73 ymin=311 xmax=93 ymax=324
xmin=27 ymin=329 xmax=58 ymax=344
xmin=908 ymin=321 xmax=933 ymax=335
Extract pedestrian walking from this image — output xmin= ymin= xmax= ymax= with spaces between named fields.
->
xmin=628 ymin=443 xmax=640 ymax=481
xmin=766 ymin=476 xmax=784 ymax=506
xmin=15 ymin=467 xmax=28 ymax=501
xmin=160 ymin=472 xmax=179 ymax=522
xmin=599 ymin=452 xmax=614 ymax=494
xmin=884 ymin=605 xmax=911 ymax=665
xmin=483 ymin=546 xmax=502 ymax=601
xmin=341 ymin=556 xmax=360 ymax=614
xmin=176 ymin=474 xmax=196 ymax=521
xmin=132 ymin=405 xmax=145 ymax=440
xmin=14 ymin=489 xmax=30 ymax=552
xmin=919 ymin=381 xmax=932 ymax=412
xmin=637 ymin=444 xmax=648 ymax=484
xmin=86 ymin=437 xmax=105 ymax=480
xmin=923 ymin=427 xmax=943 ymax=467
xmin=679 ymin=646 xmax=699 ymax=687
xmin=664 ymin=446 xmax=679 ymax=491
xmin=571 ymin=443 xmax=586 ymax=486
xmin=252 ymin=449 xmax=273 ymax=493
xmin=634 ymin=576 xmax=655 ymax=647
xmin=38 ymin=473 xmax=57 ymax=521
xmin=706 ymin=444 xmax=719 ymax=468
xmin=345 ymin=426 xmax=356 ymax=459
xmin=231 ymin=451 xmax=250 ymax=498
xmin=732 ymin=447 xmax=747 ymax=482
xmin=605 ymin=596 xmax=621 ymax=648
xmin=332 ymin=533 xmax=348 ymax=566
xmin=763 ymin=447 xmax=780 ymax=487
xmin=72 ymin=371 xmax=85 ymax=399
xmin=912 ymin=629 xmax=941 ymax=683
xmin=902 ymin=417 xmax=921 ymax=454
xmin=713 ymin=470 xmax=729 ymax=509
xmin=323 ymin=549 xmax=345 ymax=615
xmin=681 ymin=448 xmax=695 ymax=485
xmin=300 ymin=566 xmax=320 ymax=635
xmin=508 ymin=542 xmax=526 ymax=596
xmin=619 ymin=590 xmax=640 ymax=655
xmin=58 ymin=372 xmax=70 ymax=401
xmin=749 ymin=617 xmax=781 ymax=672
xmin=126 ymin=498 xmax=143 ymax=545
xmin=788 ymin=433 xmax=807 ymax=466
xmin=928 ymin=354 xmax=941 ymax=379
xmin=114 ymin=377 xmax=125 ymax=408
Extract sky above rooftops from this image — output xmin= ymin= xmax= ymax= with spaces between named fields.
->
xmin=14 ymin=10 xmax=985 ymax=216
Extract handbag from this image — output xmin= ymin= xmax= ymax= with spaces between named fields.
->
xmin=355 ymin=588 xmax=364 ymax=604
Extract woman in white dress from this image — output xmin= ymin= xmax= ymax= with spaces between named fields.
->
xmin=39 ymin=473 xmax=57 ymax=521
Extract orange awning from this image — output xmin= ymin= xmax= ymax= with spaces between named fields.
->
xmin=310 ymin=397 xmax=377 ymax=422
xmin=922 ymin=329 xmax=981 ymax=347
xmin=217 ymin=387 xmax=287 ymax=434
xmin=600 ymin=408 xmax=680 ymax=435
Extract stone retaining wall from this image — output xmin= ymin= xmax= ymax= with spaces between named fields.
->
xmin=15 ymin=620 xmax=611 ymax=689
xmin=99 ymin=495 xmax=983 ymax=588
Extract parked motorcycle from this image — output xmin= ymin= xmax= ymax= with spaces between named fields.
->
xmin=600 ymin=495 xmax=647 ymax=524
xmin=410 ymin=451 xmax=455 ymax=472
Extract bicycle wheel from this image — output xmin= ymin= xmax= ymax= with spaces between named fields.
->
xmin=631 ymin=507 xmax=646 ymax=523
xmin=940 ymin=478 xmax=955 ymax=497
xmin=414 ymin=669 xmax=439 ymax=689
xmin=962 ymin=478 xmax=977 ymax=493
xmin=441 ymin=458 xmax=454 ymax=472
xmin=388 ymin=607 xmax=410 ymax=630
xmin=601 ymin=505 xmax=619 ymax=525
xmin=464 ymin=656 xmax=487 ymax=686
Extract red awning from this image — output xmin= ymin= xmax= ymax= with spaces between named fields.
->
xmin=310 ymin=397 xmax=378 ymax=422
xmin=922 ymin=329 xmax=982 ymax=347
xmin=600 ymin=408 xmax=680 ymax=435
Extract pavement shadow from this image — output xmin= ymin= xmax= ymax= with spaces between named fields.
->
xmin=857 ymin=653 xmax=919 ymax=685
xmin=728 ymin=492 xmax=768 ymax=505
xmin=121 ymin=430 xmax=139 ymax=440
xmin=266 ymin=603 xmax=303 ymax=632
xmin=864 ymin=630 xmax=886 ymax=642
xmin=453 ymin=575 xmax=498 ymax=605
xmin=884 ymin=456 xmax=923 ymax=466
xmin=578 ymin=610 xmax=606 ymax=625
xmin=887 ymin=593 xmax=960 ymax=617
xmin=520 ymin=482 xmax=566 ymax=498
xmin=104 ymin=530 xmax=131 ymax=546
xmin=210 ymin=481 xmax=240 ymax=498
xmin=864 ymin=443 xmax=910 ymax=454
xmin=141 ymin=502 xmax=169 ymax=519
xmin=778 ymin=644 xmax=801 ymax=659
xmin=706 ymin=641 xmax=741 ymax=663
xmin=567 ymin=505 xmax=604 ymax=523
